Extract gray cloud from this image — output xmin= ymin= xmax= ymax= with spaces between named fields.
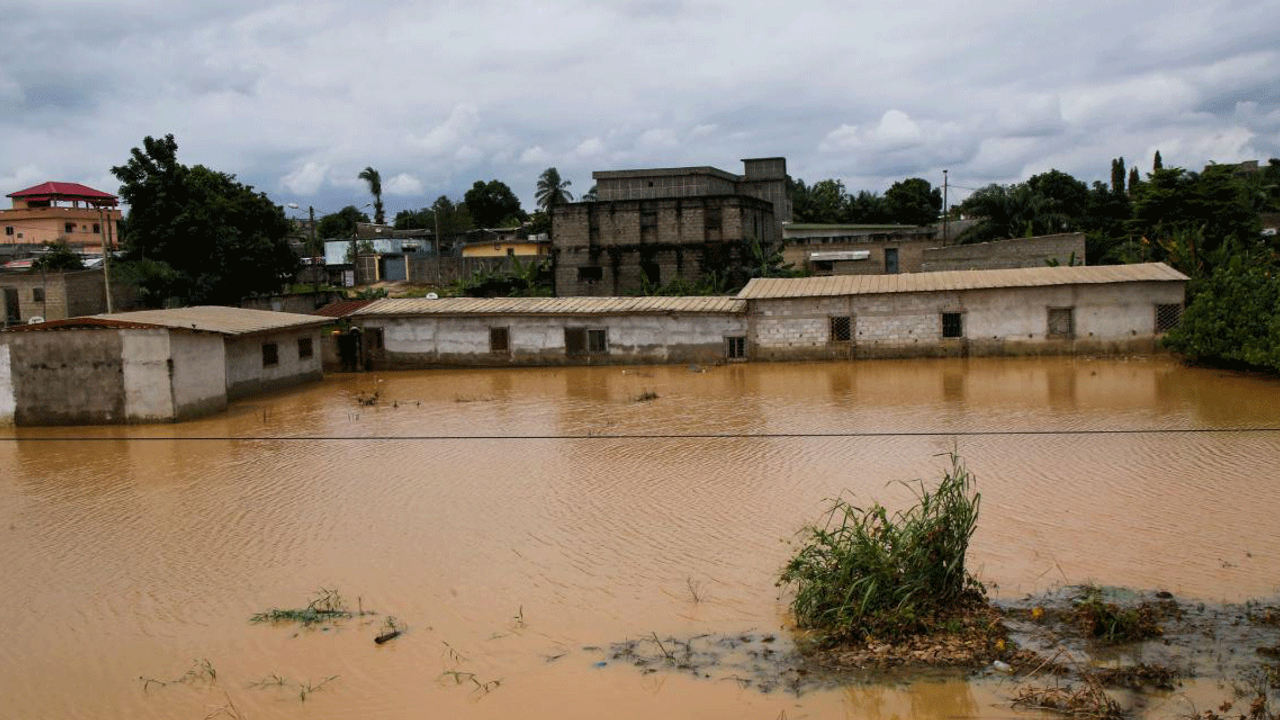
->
xmin=1 ymin=0 xmax=1277 ymax=216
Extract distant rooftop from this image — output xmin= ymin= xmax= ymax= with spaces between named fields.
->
xmin=737 ymin=263 xmax=1189 ymax=300
xmin=353 ymin=296 xmax=746 ymax=317
xmin=7 ymin=182 xmax=118 ymax=207
xmin=3 ymin=306 xmax=333 ymax=335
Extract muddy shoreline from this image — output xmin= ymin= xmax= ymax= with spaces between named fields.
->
xmin=588 ymin=586 xmax=1280 ymax=716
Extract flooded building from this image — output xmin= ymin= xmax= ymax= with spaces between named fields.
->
xmin=349 ymin=296 xmax=747 ymax=368
xmin=343 ymin=263 xmax=1187 ymax=368
xmin=0 ymin=307 xmax=329 ymax=425
xmin=740 ymin=262 xmax=1188 ymax=361
xmin=551 ymin=158 xmax=790 ymax=296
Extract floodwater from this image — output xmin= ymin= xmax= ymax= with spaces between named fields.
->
xmin=2 ymin=356 xmax=1279 ymax=719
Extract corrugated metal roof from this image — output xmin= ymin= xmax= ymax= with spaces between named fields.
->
xmin=313 ymin=299 xmax=375 ymax=318
xmin=353 ymin=295 xmax=747 ymax=317
xmin=7 ymin=181 xmax=118 ymax=202
xmin=74 ymin=306 xmax=332 ymax=335
xmin=737 ymin=263 xmax=1188 ymax=300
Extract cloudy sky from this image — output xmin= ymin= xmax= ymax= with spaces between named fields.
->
xmin=3 ymin=0 xmax=1278 ymax=219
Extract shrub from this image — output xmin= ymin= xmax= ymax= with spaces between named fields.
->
xmin=779 ymin=454 xmax=983 ymax=642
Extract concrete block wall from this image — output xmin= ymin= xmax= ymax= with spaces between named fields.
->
xmin=749 ymin=281 xmax=1186 ymax=360
xmin=2 ymin=329 xmax=128 ymax=424
xmin=224 ymin=329 xmax=323 ymax=400
xmin=365 ymin=312 xmax=747 ymax=367
xmin=921 ymin=233 xmax=1087 ymax=271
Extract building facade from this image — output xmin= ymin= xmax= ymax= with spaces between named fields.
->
xmin=552 ymin=158 xmax=790 ymax=296
xmin=349 ymin=296 xmax=747 ymax=368
xmin=740 ymin=263 xmax=1187 ymax=361
xmin=0 ymin=307 xmax=329 ymax=425
xmin=2 ymin=182 xmax=122 ymax=254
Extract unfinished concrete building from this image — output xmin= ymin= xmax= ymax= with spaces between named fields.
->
xmin=552 ymin=158 xmax=790 ymax=296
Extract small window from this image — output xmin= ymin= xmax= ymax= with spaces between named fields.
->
xmin=587 ymin=328 xmax=608 ymax=354
xmin=641 ymin=262 xmax=660 ymax=286
xmin=726 ymin=336 xmax=746 ymax=360
xmin=92 ymin=223 xmax=101 ymax=234
xmin=577 ymin=266 xmax=603 ymax=283
xmin=1155 ymin=303 xmax=1182 ymax=333
xmin=298 ymin=337 xmax=314 ymax=359
xmin=830 ymin=315 xmax=852 ymax=343
xmin=565 ymin=327 xmax=586 ymax=356
xmin=640 ymin=210 xmax=658 ymax=228
xmin=490 ymin=326 xmax=510 ymax=353
xmin=941 ymin=312 xmax=964 ymax=339
xmin=3 ymin=226 xmax=12 ymax=236
xmin=32 ymin=288 xmax=44 ymax=302
xmin=1047 ymin=307 xmax=1074 ymax=338
xmin=64 ymin=222 xmax=76 ymax=233
xmin=262 ymin=342 xmax=279 ymax=367
xmin=704 ymin=208 xmax=721 ymax=230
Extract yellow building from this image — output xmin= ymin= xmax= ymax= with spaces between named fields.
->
xmin=458 ymin=232 xmax=551 ymax=258
xmin=2 ymin=182 xmax=122 ymax=254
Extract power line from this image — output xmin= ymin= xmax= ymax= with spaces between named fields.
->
xmin=2 ymin=428 xmax=1278 ymax=442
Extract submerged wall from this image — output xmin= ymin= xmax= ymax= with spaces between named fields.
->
xmin=224 ymin=329 xmax=323 ymax=400
xmin=749 ymin=281 xmax=1186 ymax=360
xmin=362 ymin=313 xmax=748 ymax=368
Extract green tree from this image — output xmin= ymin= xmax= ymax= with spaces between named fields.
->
xmin=317 ymin=205 xmax=370 ymax=239
xmin=464 ymin=180 xmax=525 ymax=228
xmin=1128 ymin=166 xmax=1141 ymax=196
xmin=1153 ymin=150 xmax=1163 ymax=171
xmin=111 ymin=134 xmax=299 ymax=306
xmin=1164 ymin=253 xmax=1280 ymax=371
xmin=883 ymin=177 xmax=942 ymax=226
xmin=358 ymin=166 xmax=385 ymax=225
xmin=1026 ymin=169 xmax=1088 ymax=228
xmin=535 ymin=167 xmax=574 ymax=210
xmin=847 ymin=190 xmax=888 ymax=223
xmin=1111 ymin=157 xmax=1127 ymax=196
xmin=33 ymin=240 xmax=85 ymax=271
xmin=581 ymin=184 xmax=598 ymax=202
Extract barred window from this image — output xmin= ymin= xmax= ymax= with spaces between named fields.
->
xmin=587 ymin=328 xmax=608 ymax=354
xmin=262 ymin=342 xmax=279 ymax=367
xmin=490 ymin=327 xmax=510 ymax=353
xmin=829 ymin=315 xmax=852 ymax=342
xmin=942 ymin=312 xmax=964 ymax=338
xmin=1047 ymin=307 xmax=1074 ymax=338
xmin=726 ymin=336 xmax=746 ymax=360
xmin=1155 ymin=304 xmax=1182 ymax=333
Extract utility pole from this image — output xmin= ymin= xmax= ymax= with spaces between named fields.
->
xmin=942 ymin=169 xmax=949 ymax=245
xmin=99 ymin=206 xmax=114 ymax=313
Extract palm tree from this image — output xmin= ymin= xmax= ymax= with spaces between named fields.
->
xmin=581 ymin=184 xmax=598 ymax=202
xmin=535 ymin=167 xmax=574 ymax=211
xmin=359 ymin=166 xmax=385 ymax=224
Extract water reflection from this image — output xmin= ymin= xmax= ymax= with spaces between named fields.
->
xmin=1 ymin=356 xmax=1279 ymax=720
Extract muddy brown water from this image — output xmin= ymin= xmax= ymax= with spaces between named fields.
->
xmin=2 ymin=356 xmax=1279 ymax=719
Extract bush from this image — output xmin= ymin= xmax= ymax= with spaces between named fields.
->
xmin=779 ymin=454 xmax=983 ymax=643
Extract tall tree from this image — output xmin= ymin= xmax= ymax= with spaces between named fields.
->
xmin=883 ymin=177 xmax=942 ymax=226
xmin=111 ymin=134 xmax=298 ymax=306
xmin=535 ymin=167 xmax=574 ymax=210
xmin=317 ymin=205 xmax=371 ymax=239
xmin=1128 ymin=167 xmax=1141 ymax=197
xmin=1153 ymin=150 xmax=1163 ymax=171
xmin=1111 ymin=157 xmax=1127 ymax=196
xmin=358 ymin=166 xmax=385 ymax=224
xmin=464 ymin=180 xmax=525 ymax=228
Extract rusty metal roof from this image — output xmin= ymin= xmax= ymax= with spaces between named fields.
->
xmin=313 ymin=299 xmax=375 ymax=318
xmin=353 ymin=296 xmax=747 ymax=317
xmin=34 ymin=306 xmax=334 ymax=335
xmin=737 ymin=263 xmax=1189 ymax=300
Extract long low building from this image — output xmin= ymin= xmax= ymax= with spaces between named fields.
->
xmin=1 ymin=306 xmax=329 ymax=425
xmin=350 ymin=296 xmax=748 ymax=368
xmin=741 ymin=262 xmax=1188 ymax=360
xmin=349 ymin=263 xmax=1188 ymax=367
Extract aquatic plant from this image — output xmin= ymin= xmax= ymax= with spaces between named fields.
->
xmin=778 ymin=453 xmax=983 ymax=643
xmin=250 ymin=587 xmax=352 ymax=626
xmin=1072 ymin=586 xmax=1162 ymax=643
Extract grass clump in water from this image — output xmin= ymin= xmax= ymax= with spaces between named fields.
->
xmin=251 ymin=588 xmax=353 ymax=626
xmin=1072 ymin=586 xmax=1162 ymax=643
xmin=779 ymin=453 xmax=984 ymax=644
